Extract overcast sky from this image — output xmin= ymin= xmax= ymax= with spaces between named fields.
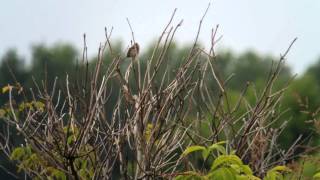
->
xmin=1 ymin=0 xmax=319 ymax=74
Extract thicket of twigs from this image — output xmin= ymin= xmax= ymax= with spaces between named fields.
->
xmin=0 ymin=8 xmax=305 ymax=179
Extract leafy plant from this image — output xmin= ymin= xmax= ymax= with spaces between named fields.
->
xmin=175 ymin=142 xmax=291 ymax=180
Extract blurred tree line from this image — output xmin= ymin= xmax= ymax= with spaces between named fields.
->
xmin=1 ymin=42 xmax=320 ymax=178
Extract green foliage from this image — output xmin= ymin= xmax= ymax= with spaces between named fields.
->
xmin=45 ymin=167 xmax=67 ymax=180
xmin=0 ymin=108 xmax=6 ymax=118
xmin=18 ymin=101 xmax=45 ymax=112
xmin=10 ymin=139 xmax=95 ymax=179
xmin=264 ymin=166 xmax=291 ymax=180
xmin=10 ymin=145 xmax=43 ymax=172
xmin=181 ymin=141 xmax=226 ymax=160
xmin=8 ymin=117 xmax=95 ymax=179
xmin=2 ymin=85 xmax=12 ymax=94
xmin=144 ymin=123 xmax=154 ymax=142
xmin=280 ymin=74 xmax=320 ymax=148
xmin=314 ymin=172 xmax=320 ymax=179
xmin=76 ymin=159 xmax=94 ymax=180
xmin=176 ymin=142 xmax=259 ymax=179
xmin=175 ymin=142 xmax=291 ymax=180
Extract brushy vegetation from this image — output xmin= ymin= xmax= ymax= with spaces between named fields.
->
xmin=1 ymin=8 xmax=320 ymax=180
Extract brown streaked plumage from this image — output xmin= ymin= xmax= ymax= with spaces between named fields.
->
xmin=127 ymin=43 xmax=140 ymax=59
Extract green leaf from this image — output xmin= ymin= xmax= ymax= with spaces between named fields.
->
xmin=237 ymin=175 xmax=261 ymax=180
xmin=46 ymin=167 xmax=66 ymax=180
xmin=314 ymin=172 xmax=320 ymax=179
xmin=207 ymin=167 xmax=236 ymax=180
xmin=182 ymin=145 xmax=207 ymax=157
xmin=236 ymin=175 xmax=249 ymax=180
xmin=230 ymin=164 xmax=241 ymax=174
xmin=264 ymin=171 xmax=285 ymax=180
xmin=240 ymin=165 xmax=253 ymax=175
xmin=230 ymin=150 xmax=236 ymax=155
xmin=67 ymin=136 xmax=74 ymax=145
xmin=33 ymin=101 xmax=45 ymax=111
xmin=79 ymin=169 xmax=89 ymax=179
xmin=268 ymin=166 xmax=291 ymax=173
xmin=52 ymin=170 xmax=66 ymax=180
xmin=10 ymin=147 xmax=26 ymax=160
xmin=264 ymin=165 xmax=291 ymax=180
xmin=201 ymin=149 xmax=210 ymax=160
xmin=81 ymin=159 xmax=88 ymax=169
xmin=211 ymin=155 xmax=243 ymax=171
xmin=2 ymin=85 xmax=12 ymax=94
xmin=208 ymin=141 xmax=227 ymax=155
xmin=264 ymin=171 xmax=278 ymax=180
xmin=0 ymin=109 xmax=6 ymax=118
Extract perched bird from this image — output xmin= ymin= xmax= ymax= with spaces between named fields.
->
xmin=127 ymin=42 xmax=140 ymax=59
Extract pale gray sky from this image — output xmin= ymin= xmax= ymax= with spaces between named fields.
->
xmin=1 ymin=0 xmax=320 ymax=74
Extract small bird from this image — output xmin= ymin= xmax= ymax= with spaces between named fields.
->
xmin=127 ymin=42 xmax=140 ymax=59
